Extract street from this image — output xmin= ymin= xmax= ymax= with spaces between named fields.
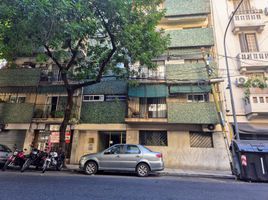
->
xmin=0 ymin=170 xmax=267 ymax=200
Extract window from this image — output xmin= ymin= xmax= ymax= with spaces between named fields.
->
xmin=106 ymin=95 xmax=126 ymax=102
xmin=105 ymin=145 xmax=124 ymax=154
xmin=187 ymin=94 xmax=208 ymax=102
xmin=239 ymin=33 xmax=258 ymax=52
xmin=190 ymin=132 xmax=213 ymax=148
xmin=0 ymin=144 xmax=11 ymax=152
xmin=83 ymin=95 xmax=104 ymax=102
xmin=259 ymin=97 xmax=264 ymax=103
xmin=266 ymin=97 xmax=268 ymax=103
xmin=234 ymin=0 xmax=251 ymax=13
xmin=252 ymin=97 xmax=258 ymax=103
xmin=10 ymin=96 xmax=26 ymax=103
xmin=139 ymin=131 xmax=168 ymax=146
xmin=125 ymin=145 xmax=141 ymax=154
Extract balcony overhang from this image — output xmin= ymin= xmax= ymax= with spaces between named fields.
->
xmin=237 ymin=52 xmax=268 ymax=72
xmin=231 ymin=11 xmax=265 ymax=34
xmin=245 ymin=88 xmax=268 ymax=120
xmin=125 ymin=118 xmax=168 ymax=124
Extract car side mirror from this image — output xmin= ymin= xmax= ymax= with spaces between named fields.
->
xmin=104 ymin=150 xmax=111 ymax=155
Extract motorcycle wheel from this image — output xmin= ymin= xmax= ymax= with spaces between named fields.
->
xmin=21 ymin=159 xmax=31 ymax=173
xmin=2 ymin=160 xmax=11 ymax=171
xmin=42 ymin=162 xmax=47 ymax=173
xmin=56 ymin=162 xmax=63 ymax=171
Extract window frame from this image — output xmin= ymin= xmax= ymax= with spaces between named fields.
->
xmin=239 ymin=33 xmax=259 ymax=53
xmin=187 ymin=94 xmax=208 ymax=103
xmin=83 ymin=95 xmax=104 ymax=102
xmin=189 ymin=131 xmax=214 ymax=148
xmin=139 ymin=130 xmax=168 ymax=146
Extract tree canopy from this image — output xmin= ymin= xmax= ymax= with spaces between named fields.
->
xmin=0 ymin=0 xmax=169 ymax=149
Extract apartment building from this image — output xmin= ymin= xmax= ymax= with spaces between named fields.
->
xmin=0 ymin=0 xmax=231 ymax=170
xmin=70 ymin=0 xmax=230 ymax=170
xmin=212 ymin=0 xmax=268 ymax=140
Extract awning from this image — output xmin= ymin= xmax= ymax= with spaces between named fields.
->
xmin=169 ymin=85 xmax=211 ymax=94
xmin=128 ymin=84 xmax=168 ymax=98
xmin=238 ymin=123 xmax=268 ymax=135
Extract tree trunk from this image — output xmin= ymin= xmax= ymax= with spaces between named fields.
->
xmin=59 ymin=88 xmax=74 ymax=152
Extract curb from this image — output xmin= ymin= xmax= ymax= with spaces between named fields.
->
xmin=64 ymin=166 xmax=235 ymax=180
xmin=158 ymin=171 xmax=235 ymax=180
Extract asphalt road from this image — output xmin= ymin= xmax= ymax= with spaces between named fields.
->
xmin=0 ymin=170 xmax=267 ymax=200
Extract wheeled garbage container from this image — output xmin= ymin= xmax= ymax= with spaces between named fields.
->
xmin=231 ymin=140 xmax=268 ymax=182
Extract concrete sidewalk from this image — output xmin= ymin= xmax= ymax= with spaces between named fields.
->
xmin=65 ymin=164 xmax=235 ymax=180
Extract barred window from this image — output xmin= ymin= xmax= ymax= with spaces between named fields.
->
xmin=139 ymin=131 xmax=167 ymax=146
xmin=190 ymin=132 xmax=213 ymax=148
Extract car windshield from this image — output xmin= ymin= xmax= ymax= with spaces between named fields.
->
xmin=0 ymin=144 xmax=11 ymax=152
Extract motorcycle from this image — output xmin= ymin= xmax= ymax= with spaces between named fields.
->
xmin=2 ymin=149 xmax=26 ymax=171
xmin=21 ymin=148 xmax=47 ymax=172
xmin=42 ymin=151 xmax=65 ymax=173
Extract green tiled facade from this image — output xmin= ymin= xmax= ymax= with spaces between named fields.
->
xmin=83 ymin=80 xmax=127 ymax=95
xmin=166 ymin=28 xmax=214 ymax=48
xmin=169 ymin=85 xmax=211 ymax=94
xmin=164 ymin=0 xmax=210 ymax=16
xmin=168 ymin=102 xmax=219 ymax=124
xmin=80 ymin=102 xmax=126 ymax=124
xmin=0 ymin=68 xmax=40 ymax=87
xmin=166 ymin=63 xmax=208 ymax=81
xmin=0 ymin=103 xmax=34 ymax=123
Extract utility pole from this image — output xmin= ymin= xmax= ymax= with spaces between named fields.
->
xmin=223 ymin=0 xmax=245 ymax=141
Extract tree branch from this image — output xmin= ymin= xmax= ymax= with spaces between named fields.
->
xmin=94 ymin=6 xmax=117 ymax=82
xmin=44 ymin=45 xmax=63 ymax=69
xmin=66 ymin=38 xmax=84 ymax=70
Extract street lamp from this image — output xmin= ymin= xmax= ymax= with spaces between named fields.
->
xmin=223 ymin=0 xmax=244 ymax=141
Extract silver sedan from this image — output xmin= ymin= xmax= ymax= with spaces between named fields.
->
xmin=79 ymin=144 xmax=164 ymax=177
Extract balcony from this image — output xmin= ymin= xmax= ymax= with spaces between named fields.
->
xmin=232 ymin=10 xmax=265 ymax=34
xmin=32 ymin=104 xmax=79 ymax=123
xmin=245 ymin=88 xmax=268 ymax=120
xmin=237 ymin=52 xmax=268 ymax=72
xmin=125 ymin=98 xmax=167 ymax=123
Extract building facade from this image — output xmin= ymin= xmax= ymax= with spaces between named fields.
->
xmin=0 ymin=0 xmax=231 ymax=170
xmin=212 ymin=0 xmax=268 ymax=140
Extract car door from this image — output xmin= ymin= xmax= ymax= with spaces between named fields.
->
xmin=99 ymin=144 xmax=125 ymax=170
xmin=119 ymin=145 xmax=142 ymax=170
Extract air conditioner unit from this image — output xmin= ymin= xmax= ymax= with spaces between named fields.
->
xmin=236 ymin=76 xmax=248 ymax=87
xmin=202 ymin=124 xmax=215 ymax=132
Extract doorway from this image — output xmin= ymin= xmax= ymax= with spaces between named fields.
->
xmin=99 ymin=131 xmax=126 ymax=151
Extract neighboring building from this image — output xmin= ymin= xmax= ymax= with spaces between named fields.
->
xmin=212 ymin=0 xmax=268 ymax=140
xmin=0 ymin=60 xmax=82 ymax=161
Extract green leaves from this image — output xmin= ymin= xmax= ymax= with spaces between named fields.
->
xmin=0 ymin=0 xmax=168 ymax=81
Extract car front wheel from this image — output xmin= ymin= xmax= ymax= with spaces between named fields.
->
xmin=84 ymin=161 xmax=98 ymax=175
xmin=137 ymin=163 xmax=150 ymax=177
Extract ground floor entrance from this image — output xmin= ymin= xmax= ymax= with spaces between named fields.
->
xmin=99 ymin=131 xmax=126 ymax=151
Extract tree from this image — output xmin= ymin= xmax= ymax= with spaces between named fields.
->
xmin=0 ymin=0 xmax=169 ymax=150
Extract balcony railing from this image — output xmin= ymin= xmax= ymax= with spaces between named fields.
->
xmin=232 ymin=10 xmax=265 ymax=34
xmin=245 ymin=88 xmax=268 ymax=119
xmin=126 ymin=98 xmax=167 ymax=123
xmin=237 ymin=52 xmax=268 ymax=71
xmin=33 ymin=104 xmax=79 ymax=119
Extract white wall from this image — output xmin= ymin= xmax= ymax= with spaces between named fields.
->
xmin=211 ymin=0 xmax=268 ymax=122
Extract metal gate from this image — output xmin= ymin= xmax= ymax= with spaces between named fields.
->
xmin=0 ymin=130 xmax=26 ymax=150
